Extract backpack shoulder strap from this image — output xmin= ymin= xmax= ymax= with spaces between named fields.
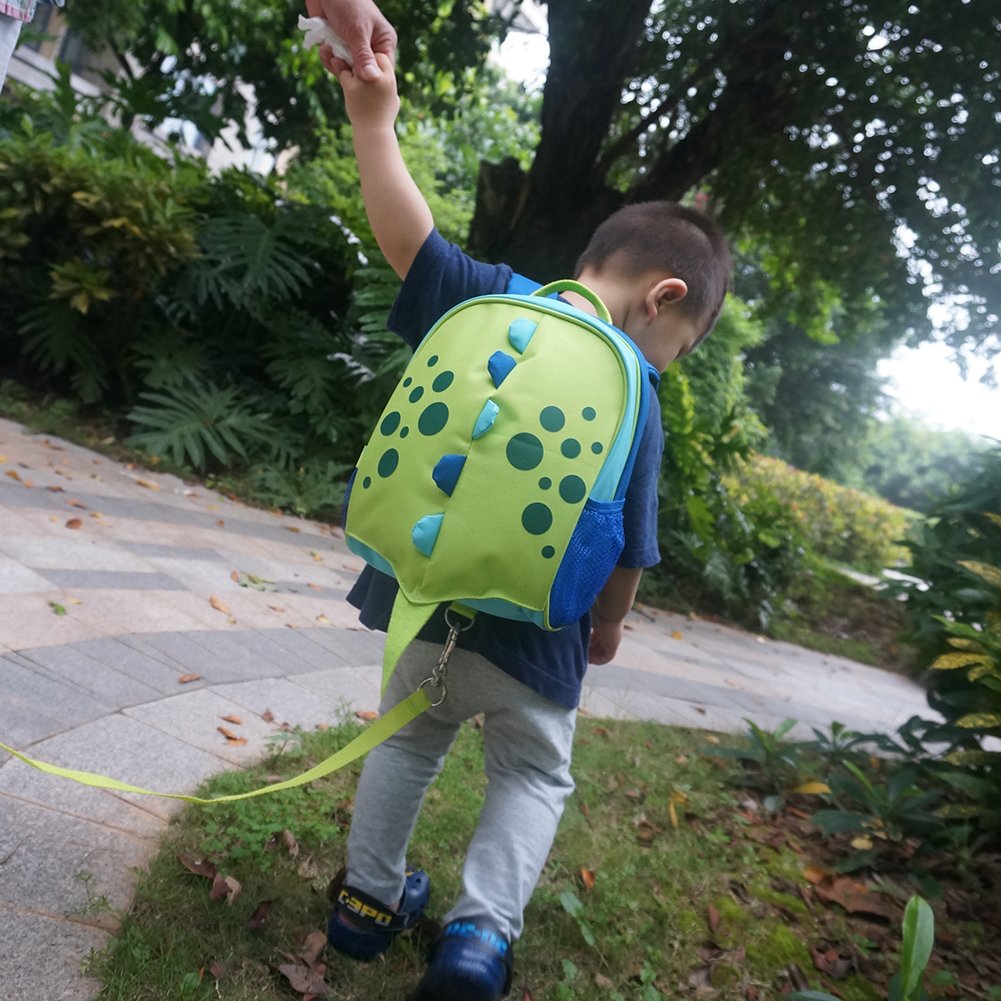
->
xmin=506 ymin=272 xmax=543 ymax=295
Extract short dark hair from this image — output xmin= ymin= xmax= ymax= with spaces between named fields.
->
xmin=575 ymin=201 xmax=732 ymax=339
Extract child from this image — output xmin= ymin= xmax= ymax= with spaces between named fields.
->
xmin=326 ymin=50 xmax=731 ymax=1001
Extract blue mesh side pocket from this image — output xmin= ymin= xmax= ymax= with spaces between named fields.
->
xmin=548 ymin=498 xmax=625 ymax=628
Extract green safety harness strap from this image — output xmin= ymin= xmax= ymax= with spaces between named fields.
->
xmin=0 ymin=606 xmax=476 ymax=805
xmin=0 ymin=689 xmax=431 ymax=805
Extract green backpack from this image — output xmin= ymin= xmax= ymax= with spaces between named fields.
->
xmin=344 ymin=278 xmax=655 ymax=688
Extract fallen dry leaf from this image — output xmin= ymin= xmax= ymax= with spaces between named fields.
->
xmin=178 ymin=673 xmax=201 ymax=684
xmin=278 ymin=961 xmax=328 ymax=996
xmin=268 ymin=605 xmax=285 ymax=613
xmin=5 ymin=469 xmax=20 ymax=481
xmin=247 ymin=899 xmax=274 ymax=930
xmin=46 ymin=485 xmax=65 ymax=493
xmin=671 ymin=630 xmax=684 ymax=640
xmin=135 ymin=478 xmax=160 ymax=490
xmin=208 ymin=961 xmax=225 ymax=979
xmin=355 ymin=710 xmax=378 ymax=722
xmin=209 ymin=595 xmax=231 ymax=615
xmin=261 ymin=709 xmax=276 ymax=723
xmin=707 ymin=903 xmax=721 ymax=932
xmin=299 ymin=930 xmax=327 ymax=967
xmin=220 ymin=714 xmax=243 ymax=726
xmin=209 ymin=873 xmax=241 ymax=904
xmin=178 ymin=854 xmax=217 ymax=880
xmin=217 ymin=726 xmax=240 ymax=742
xmin=594 ymin=973 xmax=614 ymax=990
xmin=65 ymin=518 xmax=83 ymax=530
xmin=67 ymin=499 xmax=87 ymax=509
xmin=814 ymin=875 xmax=896 ymax=921
xmin=810 ymin=942 xmax=853 ymax=980
xmin=265 ymin=829 xmax=300 ymax=858
xmin=316 ymin=614 xmax=332 ymax=625
xmin=579 ymin=867 xmax=596 ymax=891
xmin=230 ymin=570 xmax=240 ymax=582
xmin=307 ymin=582 xmax=324 ymax=591
xmin=284 ymin=525 xmax=301 ymax=534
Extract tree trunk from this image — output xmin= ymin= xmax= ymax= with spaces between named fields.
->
xmin=468 ymin=0 xmax=654 ymax=279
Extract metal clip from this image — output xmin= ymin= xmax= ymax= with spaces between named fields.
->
xmin=417 ymin=607 xmax=474 ymax=707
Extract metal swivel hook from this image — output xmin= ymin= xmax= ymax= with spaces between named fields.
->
xmin=417 ymin=607 xmax=474 ymax=707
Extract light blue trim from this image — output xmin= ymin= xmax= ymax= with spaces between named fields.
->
xmin=412 ymin=513 xmax=444 ymax=556
xmin=461 ymin=596 xmax=546 ymax=627
xmin=508 ymin=318 xmax=537 ymax=353
xmin=346 ymin=536 xmax=396 ymax=578
xmin=471 ymin=398 xmax=499 ymax=439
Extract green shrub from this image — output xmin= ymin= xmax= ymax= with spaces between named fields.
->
xmin=0 ymin=86 xmax=364 ymax=488
xmin=727 ymin=454 xmax=918 ymax=573
xmin=645 ymin=300 xmax=809 ymax=628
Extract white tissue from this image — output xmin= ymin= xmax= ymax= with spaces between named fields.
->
xmin=297 ymin=14 xmax=354 ymax=67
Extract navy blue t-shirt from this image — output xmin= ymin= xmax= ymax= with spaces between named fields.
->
xmin=346 ymin=230 xmax=663 ymax=708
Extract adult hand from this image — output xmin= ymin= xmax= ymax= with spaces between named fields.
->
xmin=305 ymin=0 xmax=397 ymax=82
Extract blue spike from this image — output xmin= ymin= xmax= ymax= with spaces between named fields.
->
xmin=488 ymin=350 xmax=517 ymax=388
xmin=471 ymin=399 xmax=499 ymax=440
xmin=508 ymin=318 xmax=537 ymax=354
xmin=412 ymin=513 xmax=444 ymax=557
xmin=432 ymin=454 xmax=466 ymax=496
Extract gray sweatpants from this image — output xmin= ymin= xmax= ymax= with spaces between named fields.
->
xmin=345 ymin=640 xmax=577 ymax=941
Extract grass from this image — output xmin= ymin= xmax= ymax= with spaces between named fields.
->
xmin=87 ymin=717 xmax=895 ymax=1001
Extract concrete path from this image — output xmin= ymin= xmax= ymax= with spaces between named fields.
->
xmin=0 ymin=417 xmax=931 ymax=1000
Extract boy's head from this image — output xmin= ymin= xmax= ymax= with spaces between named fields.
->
xmin=574 ymin=201 xmax=731 ymax=369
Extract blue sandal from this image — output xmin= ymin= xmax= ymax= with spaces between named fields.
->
xmin=326 ymin=866 xmax=430 ymax=961
xmin=412 ymin=918 xmax=513 ymax=1001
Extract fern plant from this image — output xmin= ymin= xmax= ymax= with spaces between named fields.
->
xmin=127 ymin=380 xmax=279 ymax=471
xmin=251 ymin=459 xmax=350 ymax=519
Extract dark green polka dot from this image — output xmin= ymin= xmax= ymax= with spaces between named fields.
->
xmin=592 ymin=442 xmax=604 ymax=455
xmin=559 ymin=475 xmax=586 ymax=504
xmin=427 ymin=354 xmax=439 ymax=367
xmin=542 ymin=545 xmax=556 ymax=559
xmin=380 ymin=411 xmax=401 ymax=436
xmin=378 ymin=449 xmax=399 ymax=478
xmin=433 ymin=371 xmax=454 ymax=392
xmin=561 ymin=438 xmax=581 ymax=459
xmin=539 ymin=476 xmax=552 ymax=490
xmin=400 ymin=427 xmax=410 ymax=438
xmin=540 ymin=406 xmax=565 ymax=432
xmin=409 ymin=385 xmax=425 ymax=403
xmin=362 ymin=476 xmax=372 ymax=489
xmin=403 ymin=377 xmax=413 ymax=388
xmin=506 ymin=433 xmax=544 ymax=471
xmin=418 ymin=402 xmax=449 ymax=436
xmin=522 ymin=503 xmax=553 ymax=535
xmin=582 ymin=407 xmax=596 ymax=421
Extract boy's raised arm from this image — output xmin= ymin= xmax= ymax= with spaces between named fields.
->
xmin=335 ymin=52 xmax=433 ymax=279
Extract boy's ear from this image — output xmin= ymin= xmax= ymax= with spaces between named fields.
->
xmin=646 ymin=277 xmax=688 ymax=320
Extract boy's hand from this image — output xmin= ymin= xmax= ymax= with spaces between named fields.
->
xmin=336 ymin=52 xmax=400 ymax=130
xmin=305 ymin=0 xmax=397 ymax=81
xmin=588 ymin=609 xmax=624 ymax=665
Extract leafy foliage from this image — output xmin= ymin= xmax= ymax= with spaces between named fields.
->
xmin=127 ymin=382 xmax=277 ymax=471
xmin=473 ymin=0 xmax=1000 ymax=357
xmin=60 ymin=0 xmax=505 ymax=156
xmin=0 ymin=87 xmax=364 ymax=488
xmin=727 ymin=454 xmax=917 ymax=573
